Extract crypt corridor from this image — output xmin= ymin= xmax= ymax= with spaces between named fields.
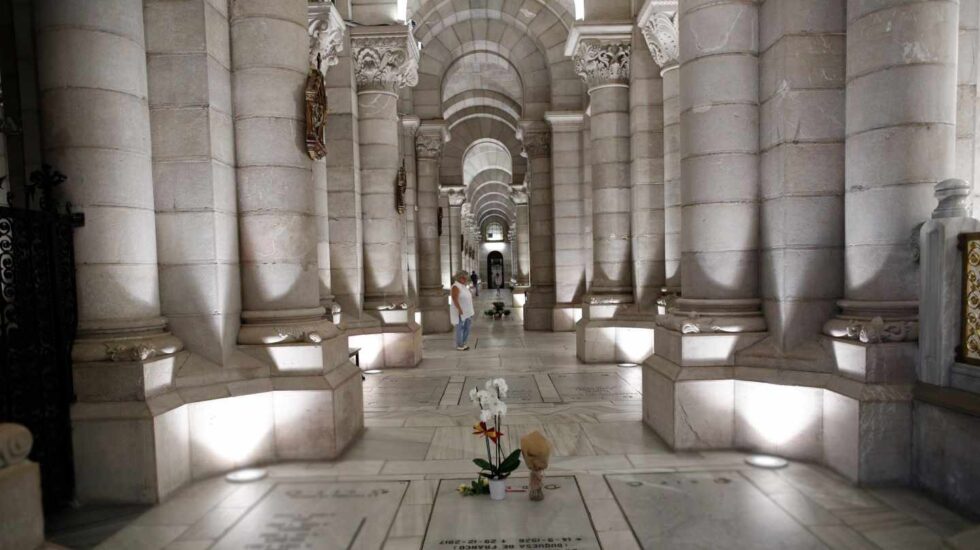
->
xmin=3 ymin=0 xmax=980 ymax=548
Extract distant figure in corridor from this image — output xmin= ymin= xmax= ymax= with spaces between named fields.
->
xmin=451 ymin=271 xmax=475 ymax=351
xmin=470 ymin=270 xmax=480 ymax=296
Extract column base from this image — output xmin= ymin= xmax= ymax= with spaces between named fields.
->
xmin=552 ymin=303 xmax=583 ymax=332
xmin=642 ymin=328 xmax=913 ymax=485
xmin=70 ymin=326 xmax=364 ymax=504
xmin=419 ymin=289 xmax=452 ymax=334
xmin=574 ymin=298 xmax=655 ymax=363
xmin=346 ymin=305 xmax=422 ymax=368
xmin=524 ymin=285 xmax=555 ymax=331
xmin=72 ymin=317 xmax=184 ymax=363
xmin=511 ymin=285 xmax=528 ymax=323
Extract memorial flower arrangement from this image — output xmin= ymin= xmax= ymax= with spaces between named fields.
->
xmin=458 ymin=378 xmax=521 ymax=499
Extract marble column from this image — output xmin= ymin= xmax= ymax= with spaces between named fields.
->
xmin=546 ymin=112 xmax=588 ymax=331
xmin=36 ymin=0 xmax=182 ymax=362
xmin=640 ymin=10 xmax=680 ymax=300
xmin=401 ymin=116 xmax=420 ymax=306
xmin=630 ymin=26 xmax=666 ymax=315
xmin=643 ymin=0 xmax=765 ymax=451
xmin=448 ymin=191 xmax=464 ymax=276
xmin=439 ymin=192 xmax=451 ymax=288
xmin=351 ymin=26 xmax=419 ymax=319
xmin=573 ymin=37 xmax=634 ymax=310
xmin=521 ymin=121 xmax=556 ymax=331
xmin=824 ymin=0 xmax=957 ymax=343
xmin=666 ymin=0 xmax=765 ymax=334
xmin=957 ymin=0 xmax=980 ymax=198
xmin=232 ymin=0 xmax=333 ymax=344
xmin=416 ymin=122 xmax=452 ymax=333
xmin=309 ymin=1 xmax=346 ymax=316
xmin=513 ymin=188 xmax=531 ymax=286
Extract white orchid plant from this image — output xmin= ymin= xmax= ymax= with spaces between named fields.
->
xmin=458 ymin=378 xmax=521 ymax=495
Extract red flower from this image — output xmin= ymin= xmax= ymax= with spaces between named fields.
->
xmin=472 ymin=422 xmax=503 ymax=443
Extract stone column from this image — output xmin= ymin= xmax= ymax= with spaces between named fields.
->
xmin=232 ymin=0 xmax=333 ymax=344
xmin=401 ymin=116 xmax=420 ymax=306
xmin=521 ymin=121 xmax=556 ymax=331
xmin=820 ymin=0 xmax=957 ymax=484
xmin=643 ymin=1 xmax=765 ymax=450
xmin=824 ymin=0 xmax=957 ymax=343
xmin=572 ymin=36 xmax=634 ymax=310
xmin=546 ymin=112 xmax=588 ymax=331
xmin=439 ymin=192 xmax=451 ymax=288
xmin=630 ymin=26 xmax=666 ymax=315
xmin=417 ymin=122 xmax=452 ymax=333
xmin=309 ymin=1 xmax=346 ymax=316
xmin=641 ymin=11 xmax=681 ymax=299
xmin=351 ymin=26 xmax=419 ymax=319
xmin=448 ymin=191 xmax=464 ymax=275
xmin=513 ymin=188 xmax=531 ymax=286
xmin=666 ymin=0 xmax=765 ymax=334
xmin=36 ymin=0 xmax=182 ymax=361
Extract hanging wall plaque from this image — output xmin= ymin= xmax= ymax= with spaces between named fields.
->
xmin=305 ymin=68 xmax=328 ymax=160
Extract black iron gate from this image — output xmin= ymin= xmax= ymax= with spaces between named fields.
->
xmin=0 ymin=168 xmax=81 ymax=511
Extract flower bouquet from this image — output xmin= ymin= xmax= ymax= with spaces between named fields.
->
xmin=460 ymin=378 xmax=521 ymax=500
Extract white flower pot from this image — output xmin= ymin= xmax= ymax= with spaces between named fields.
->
xmin=489 ymin=478 xmax=506 ymax=500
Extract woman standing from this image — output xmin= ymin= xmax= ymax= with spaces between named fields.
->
xmin=451 ymin=271 xmax=475 ymax=351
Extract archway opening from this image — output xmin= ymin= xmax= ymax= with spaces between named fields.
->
xmin=487 ymin=250 xmax=505 ymax=289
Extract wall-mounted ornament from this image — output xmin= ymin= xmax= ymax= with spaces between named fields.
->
xmin=396 ymin=160 xmax=407 ymax=214
xmin=438 ymin=207 xmax=443 ymax=236
xmin=305 ymin=68 xmax=328 ymax=160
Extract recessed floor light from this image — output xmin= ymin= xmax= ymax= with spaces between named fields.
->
xmin=225 ymin=468 xmax=268 ymax=483
xmin=745 ymin=455 xmax=788 ymax=469
xmin=618 ymin=363 xmax=640 ymax=368
xmin=364 ymin=369 xmax=383 ymax=374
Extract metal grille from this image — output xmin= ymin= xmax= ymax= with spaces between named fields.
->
xmin=0 ymin=205 xmax=79 ymax=510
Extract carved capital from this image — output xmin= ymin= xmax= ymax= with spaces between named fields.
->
xmin=441 ymin=186 xmax=466 ymax=206
xmin=640 ymin=11 xmax=679 ymax=70
xmin=308 ymin=1 xmax=347 ymax=74
xmin=416 ymin=125 xmax=449 ymax=159
xmin=0 ymin=423 xmax=33 ymax=468
xmin=511 ymin=185 xmax=529 ymax=205
xmin=351 ymin=26 xmax=419 ymax=93
xmin=521 ymin=131 xmax=550 ymax=158
xmin=573 ymin=39 xmax=631 ymax=88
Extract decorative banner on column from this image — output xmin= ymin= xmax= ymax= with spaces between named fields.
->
xmin=959 ymin=232 xmax=980 ymax=365
xmin=305 ymin=68 xmax=327 ymax=160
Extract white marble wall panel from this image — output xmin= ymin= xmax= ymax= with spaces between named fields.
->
xmin=630 ymin=27 xmax=666 ymax=314
xmin=147 ymin=0 xmax=240 ymax=365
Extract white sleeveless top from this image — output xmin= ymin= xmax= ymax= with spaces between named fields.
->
xmin=450 ymin=281 xmax=475 ymax=325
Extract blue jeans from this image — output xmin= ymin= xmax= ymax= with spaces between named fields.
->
xmin=455 ymin=316 xmax=472 ymax=348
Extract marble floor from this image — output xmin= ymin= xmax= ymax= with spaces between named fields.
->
xmin=52 ymin=291 xmax=978 ymax=549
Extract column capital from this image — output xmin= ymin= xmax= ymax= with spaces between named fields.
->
xmin=416 ymin=121 xmax=450 ymax=158
xmin=440 ymin=186 xmax=466 ymax=206
xmin=511 ymin=184 xmax=529 ymax=205
xmin=518 ymin=120 xmax=551 ymax=158
xmin=350 ymin=24 xmax=419 ymax=93
xmin=566 ymin=24 xmax=632 ymax=89
xmin=307 ymin=0 xmax=347 ymax=74
xmin=638 ymin=9 xmax=679 ymax=72
xmin=401 ymin=115 xmax=420 ymax=133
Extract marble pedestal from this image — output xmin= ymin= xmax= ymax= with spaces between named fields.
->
xmin=71 ymin=331 xmax=364 ymax=504
xmin=552 ymin=303 xmax=583 ymax=332
xmin=419 ymin=290 xmax=452 ymax=334
xmin=0 ymin=462 xmax=44 ymax=550
xmin=643 ymin=327 xmax=913 ymax=485
xmin=575 ymin=303 xmax=656 ymax=364
xmin=347 ymin=308 xmax=423 ymax=368
xmin=511 ymin=286 xmax=528 ymax=323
